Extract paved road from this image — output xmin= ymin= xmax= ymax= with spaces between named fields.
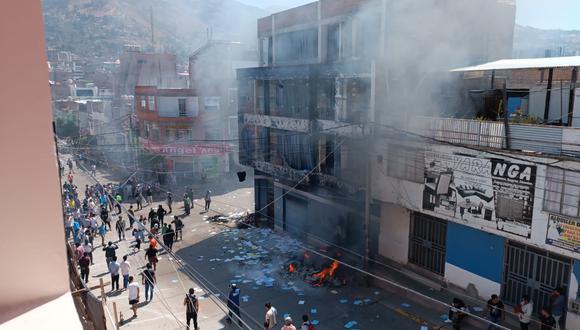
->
xmin=65 ymin=156 xmax=476 ymax=330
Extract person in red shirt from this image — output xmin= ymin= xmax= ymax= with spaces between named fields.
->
xmin=148 ymin=234 xmax=157 ymax=249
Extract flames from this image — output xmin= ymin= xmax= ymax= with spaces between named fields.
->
xmin=312 ymin=260 xmax=339 ymax=283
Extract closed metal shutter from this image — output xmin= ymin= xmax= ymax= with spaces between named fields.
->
xmin=502 ymin=241 xmax=571 ymax=317
xmin=408 ymin=212 xmax=447 ymax=276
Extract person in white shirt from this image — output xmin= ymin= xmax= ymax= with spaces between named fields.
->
xmin=82 ymin=239 xmax=93 ymax=265
xmin=127 ymin=276 xmax=140 ymax=317
xmin=120 ymin=255 xmax=131 ymax=289
xmin=518 ymin=295 xmax=533 ymax=330
xmin=264 ymin=302 xmax=277 ymax=330
xmin=108 ymin=256 xmax=120 ymax=291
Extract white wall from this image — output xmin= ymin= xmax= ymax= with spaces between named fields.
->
xmin=445 ymin=263 xmax=501 ymax=300
xmin=378 ymin=203 xmax=410 ymax=264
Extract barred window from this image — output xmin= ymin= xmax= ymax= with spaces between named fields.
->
xmin=544 ymin=167 xmax=580 ymax=217
xmin=387 ymin=144 xmax=424 ymax=183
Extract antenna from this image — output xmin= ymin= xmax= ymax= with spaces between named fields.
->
xmin=150 ymin=6 xmax=155 ymax=51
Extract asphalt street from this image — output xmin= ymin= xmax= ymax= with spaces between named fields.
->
xmin=65 ymin=157 xmax=475 ymax=330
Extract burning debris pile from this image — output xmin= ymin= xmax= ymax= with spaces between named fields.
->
xmin=207 ymin=211 xmax=255 ymax=228
xmin=284 ymin=252 xmax=346 ymax=288
xmin=209 ymin=227 xmax=349 ymax=291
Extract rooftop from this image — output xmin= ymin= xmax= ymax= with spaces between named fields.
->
xmin=452 ymin=55 xmax=580 ymax=72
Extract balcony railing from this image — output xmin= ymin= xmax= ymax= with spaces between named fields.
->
xmin=242 ymin=114 xmax=368 ymax=137
xmin=412 ymin=116 xmax=580 ymax=157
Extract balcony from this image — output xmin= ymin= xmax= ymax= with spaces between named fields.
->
xmin=243 ymin=113 xmax=311 ymax=132
xmin=242 ymin=113 xmax=368 ymax=138
xmin=411 ymin=116 xmax=580 ymax=157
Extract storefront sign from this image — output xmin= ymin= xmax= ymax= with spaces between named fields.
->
xmin=546 ymin=213 xmax=580 ymax=252
xmin=140 ymin=138 xmax=229 ymax=156
xmin=422 ymin=148 xmax=536 ymax=238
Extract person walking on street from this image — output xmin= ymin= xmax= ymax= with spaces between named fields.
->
xmin=550 ymin=287 xmax=565 ymax=330
xmin=518 ymin=295 xmax=533 ymax=330
xmin=98 ymin=223 xmax=107 ymax=246
xmin=540 ymin=306 xmax=556 ymax=330
xmin=145 ymin=245 xmax=159 ymax=271
xmin=167 ymin=192 xmax=173 ymax=214
xmin=148 ymin=208 xmax=157 ymax=225
xmin=204 ymin=190 xmax=211 ymax=212
xmin=300 ymin=315 xmax=314 ymax=330
xmin=227 ymin=284 xmax=242 ymax=326
xmin=127 ymin=205 xmax=135 ymax=228
xmin=136 ymin=191 xmax=143 ymax=210
xmin=115 ymin=193 xmax=122 ymax=214
xmin=184 ymin=288 xmax=199 ymax=330
xmin=264 ymin=302 xmax=277 ymax=330
xmin=127 ymin=276 xmax=140 ymax=318
xmin=141 ymin=263 xmax=156 ymax=301
xmin=100 ymin=205 xmax=111 ymax=230
xmin=281 ymin=316 xmax=296 ymax=330
xmin=172 ymin=216 xmax=184 ymax=241
xmin=75 ymin=242 xmax=84 ymax=261
xmin=162 ymin=223 xmax=169 ymax=246
xmin=79 ymin=252 xmax=91 ymax=283
xmin=157 ymin=205 xmax=167 ymax=227
xmin=82 ymin=239 xmax=93 ymax=265
xmin=485 ymin=294 xmax=504 ymax=330
xmin=115 ymin=216 xmax=126 ymax=241
xmin=146 ymin=185 xmax=153 ymax=205
xmin=166 ymin=224 xmax=175 ymax=252
xmin=103 ymin=241 xmax=118 ymax=265
xmin=183 ymin=194 xmax=191 ymax=216
xmin=120 ymin=255 xmax=131 ymax=289
xmin=109 ymin=256 xmax=120 ymax=291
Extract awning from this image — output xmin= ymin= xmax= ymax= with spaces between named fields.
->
xmin=451 ymin=56 xmax=580 ymax=72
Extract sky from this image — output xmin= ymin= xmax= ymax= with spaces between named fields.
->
xmin=238 ymin=0 xmax=580 ymax=31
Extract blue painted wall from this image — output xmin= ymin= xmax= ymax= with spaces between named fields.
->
xmin=573 ymin=260 xmax=580 ymax=300
xmin=446 ymin=222 xmax=505 ymax=283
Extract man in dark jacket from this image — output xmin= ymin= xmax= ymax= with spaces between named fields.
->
xmin=102 ymin=241 xmax=118 ymax=264
xmin=157 ymin=205 xmax=167 ymax=227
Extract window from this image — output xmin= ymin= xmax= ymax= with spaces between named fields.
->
xmin=544 ymin=167 xmax=580 ymax=217
xmin=387 ymin=144 xmax=424 ymax=183
xmin=260 ymin=37 xmax=272 ymax=66
xmin=327 ymin=23 xmax=340 ymax=62
xmin=178 ymin=98 xmax=187 ymax=117
xmin=165 ymin=129 xmax=173 ymax=142
xmin=148 ymin=96 xmax=155 ymax=111
xmin=140 ymin=97 xmax=147 ymax=109
xmin=204 ymin=97 xmax=220 ymax=112
xmin=275 ymin=28 xmax=318 ymax=63
xmin=176 ymin=129 xmax=191 ymax=142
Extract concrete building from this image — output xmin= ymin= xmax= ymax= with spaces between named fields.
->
xmin=238 ymin=0 xmax=516 ymax=256
xmin=135 ymin=86 xmax=229 ymax=181
xmin=238 ymin=1 xmax=580 ymax=329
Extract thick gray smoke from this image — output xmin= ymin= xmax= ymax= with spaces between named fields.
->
xmin=354 ymin=0 xmax=515 ymax=124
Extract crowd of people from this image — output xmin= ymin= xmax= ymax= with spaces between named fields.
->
xmin=447 ymin=289 xmax=566 ymax=330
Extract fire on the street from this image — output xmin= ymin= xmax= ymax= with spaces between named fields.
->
xmin=311 ymin=260 xmax=339 ymax=286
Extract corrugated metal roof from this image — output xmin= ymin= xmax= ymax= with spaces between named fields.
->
xmin=451 ymin=56 xmax=580 ymax=72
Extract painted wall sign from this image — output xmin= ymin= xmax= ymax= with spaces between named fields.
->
xmin=422 ymin=149 xmax=536 ymax=238
xmin=546 ymin=213 xmax=580 ymax=253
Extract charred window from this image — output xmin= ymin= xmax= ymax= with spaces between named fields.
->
xmin=275 ymin=28 xmax=318 ymax=64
